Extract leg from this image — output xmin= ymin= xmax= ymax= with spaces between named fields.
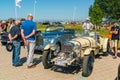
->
xmin=12 ymin=41 xmax=21 ymax=65
xmin=114 ymin=40 xmax=118 ymax=57
xmin=27 ymin=40 xmax=35 ymax=67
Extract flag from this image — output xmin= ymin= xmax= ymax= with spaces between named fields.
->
xmin=15 ymin=0 xmax=22 ymax=8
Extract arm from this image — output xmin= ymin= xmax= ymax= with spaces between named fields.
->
xmin=8 ymin=34 xmax=18 ymax=43
xmin=25 ymin=22 xmax=36 ymax=39
xmin=21 ymin=29 xmax=25 ymax=40
xmin=8 ymin=34 xmax=12 ymax=43
xmin=25 ymin=30 xmax=36 ymax=39
xmin=21 ymin=29 xmax=28 ymax=45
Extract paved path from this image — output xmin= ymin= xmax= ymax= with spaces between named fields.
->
xmin=0 ymin=45 xmax=120 ymax=80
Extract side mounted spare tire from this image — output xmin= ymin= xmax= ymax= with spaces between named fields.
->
xmin=82 ymin=52 xmax=94 ymax=77
xmin=6 ymin=43 xmax=13 ymax=52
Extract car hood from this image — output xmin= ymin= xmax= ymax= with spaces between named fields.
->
xmin=42 ymin=31 xmax=63 ymax=38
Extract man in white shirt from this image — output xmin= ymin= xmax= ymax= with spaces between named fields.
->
xmin=82 ymin=18 xmax=93 ymax=35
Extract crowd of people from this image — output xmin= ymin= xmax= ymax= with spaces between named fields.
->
xmin=107 ymin=20 xmax=120 ymax=59
xmin=0 ymin=14 xmax=37 ymax=68
xmin=82 ymin=18 xmax=120 ymax=59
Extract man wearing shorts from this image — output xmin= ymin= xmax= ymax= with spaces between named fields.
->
xmin=111 ymin=22 xmax=119 ymax=59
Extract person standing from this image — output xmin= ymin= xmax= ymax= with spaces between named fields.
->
xmin=107 ymin=23 xmax=114 ymax=51
xmin=1 ymin=20 xmax=7 ymax=32
xmin=21 ymin=14 xmax=36 ymax=68
xmin=82 ymin=18 xmax=93 ymax=35
xmin=8 ymin=20 xmax=22 ymax=67
xmin=111 ymin=22 xmax=119 ymax=59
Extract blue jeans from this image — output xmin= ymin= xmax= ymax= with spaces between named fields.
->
xmin=12 ymin=41 xmax=21 ymax=65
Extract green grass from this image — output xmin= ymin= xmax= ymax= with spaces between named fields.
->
xmin=37 ymin=23 xmax=108 ymax=37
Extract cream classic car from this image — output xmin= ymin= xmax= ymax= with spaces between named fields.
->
xmin=42 ymin=31 xmax=108 ymax=77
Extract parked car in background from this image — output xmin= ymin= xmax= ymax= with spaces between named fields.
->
xmin=0 ymin=31 xmax=23 ymax=52
xmin=35 ymin=24 xmax=75 ymax=53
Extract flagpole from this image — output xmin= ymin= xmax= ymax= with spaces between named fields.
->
xmin=73 ymin=6 xmax=77 ymax=22
xmin=15 ymin=0 xmax=17 ymax=19
xmin=33 ymin=0 xmax=36 ymax=21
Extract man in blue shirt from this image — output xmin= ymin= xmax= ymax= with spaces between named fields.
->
xmin=21 ymin=14 xmax=36 ymax=68
xmin=8 ymin=20 xmax=22 ymax=67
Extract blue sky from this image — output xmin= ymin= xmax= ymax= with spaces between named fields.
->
xmin=0 ymin=0 xmax=94 ymax=21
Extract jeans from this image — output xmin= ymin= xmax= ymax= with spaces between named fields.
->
xmin=12 ymin=41 xmax=21 ymax=65
xmin=25 ymin=40 xmax=35 ymax=66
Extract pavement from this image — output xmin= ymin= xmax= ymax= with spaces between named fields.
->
xmin=0 ymin=45 xmax=120 ymax=80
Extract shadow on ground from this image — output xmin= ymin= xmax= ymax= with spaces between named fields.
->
xmin=20 ymin=56 xmax=42 ymax=65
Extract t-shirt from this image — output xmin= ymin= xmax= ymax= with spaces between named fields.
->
xmin=82 ymin=22 xmax=93 ymax=30
xmin=9 ymin=26 xmax=21 ymax=41
xmin=111 ymin=26 xmax=119 ymax=40
xmin=107 ymin=25 xmax=112 ymax=39
xmin=21 ymin=20 xmax=36 ymax=40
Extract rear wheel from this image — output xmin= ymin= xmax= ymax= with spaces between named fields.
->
xmin=82 ymin=52 xmax=94 ymax=77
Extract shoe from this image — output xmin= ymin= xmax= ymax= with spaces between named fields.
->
xmin=13 ymin=63 xmax=23 ymax=67
xmin=27 ymin=65 xmax=36 ymax=69
xmin=113 ymin=56 xmax=117 ymax=59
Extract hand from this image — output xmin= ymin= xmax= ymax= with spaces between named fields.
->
xmin=9 ymin=40 xmax=12 ymax=43
xmin=24 ymin=40 xmax=28 ymax=46
xmin=25 ymin=36 xmax=29 ymax=39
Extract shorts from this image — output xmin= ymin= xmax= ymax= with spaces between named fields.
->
xmin=111 ymin=40 xmax=118 ymax=48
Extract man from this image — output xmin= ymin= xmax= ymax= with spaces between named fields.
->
xmin=1 ymin=20 xmax=7 ymax=32
xmin=111 ymin=22 xmax=119 ymax=59
xmin=107 ymin=23 xmax=114 ymax=51
xmin=21 ymin=14 xmax=36 ymax=68
xmin=82 ymin=18 xmax=93 ymax=35
xmin=8 ymin=20 xmax=22 ymax=67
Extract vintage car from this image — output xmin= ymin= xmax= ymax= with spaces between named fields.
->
xmin=42 ymin=31 xmax=109 ymax=77
xmin=0 ymin=24 xmax=75 ymax=52
xmin=35 ymin=24 xmax=75 ymax=52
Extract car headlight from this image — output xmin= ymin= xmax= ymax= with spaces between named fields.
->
xmin=44 ymin=38 xmax=54 ymax=43
xmin=44 ymin=38 xmax=49 ymax=43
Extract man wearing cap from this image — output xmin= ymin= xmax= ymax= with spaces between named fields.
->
xmin=8 ymin=20 xmax=22 ymax=67
xmin=82 ymin=18 xmax=93 ymax=35
xmin=21 ymin=14 xmax=36 ymax=68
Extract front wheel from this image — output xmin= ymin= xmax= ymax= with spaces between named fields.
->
xmin=82 ymin=52 xmax=94 ymax=77
xmin=118 ymin=64 xmax=120 ymax=80
xmin=42 ymin=49 xmax=54 ymax=69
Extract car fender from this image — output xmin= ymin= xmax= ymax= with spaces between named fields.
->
xmin=44 ymin=44 xmax=56 ymax=51
xmin=83 ymin=48 xmax=93 ymax=55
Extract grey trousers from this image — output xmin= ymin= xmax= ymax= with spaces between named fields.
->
xmin=25 ymin=40 xmax=35 ymax=66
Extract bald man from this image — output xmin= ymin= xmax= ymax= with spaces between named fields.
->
xmin=8 ymin=20 xmax=22 ymax=67
xmin=21 ymin=14 xmax=37 ymax=68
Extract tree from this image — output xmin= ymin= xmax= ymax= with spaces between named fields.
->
xmin=89 ymin=2 xmax=103 ymax=28
xmin=95 ymin=0 xmax=120 ymax=19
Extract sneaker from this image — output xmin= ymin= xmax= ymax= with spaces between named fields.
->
xmin=113 ymin=56 xmax=117 ymax=59
xmin=27 ymin=65 xmax=36 ymax=69
xmin=13 ymin=63 xmax=23 ymax=67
